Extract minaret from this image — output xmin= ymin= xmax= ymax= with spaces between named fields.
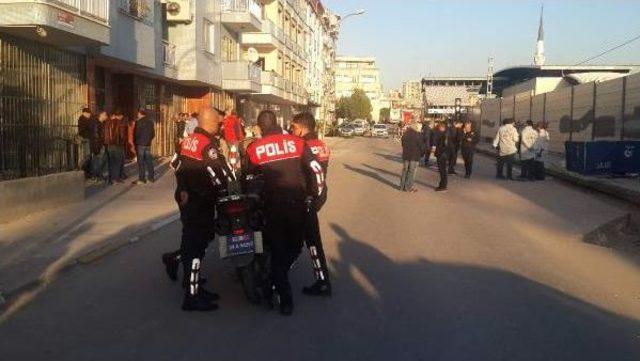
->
xmin=534 ymin=6 xmax=546 ymax=66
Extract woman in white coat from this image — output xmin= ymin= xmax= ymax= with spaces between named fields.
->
xmin=519 ymin=120 xmax=539 ymax=180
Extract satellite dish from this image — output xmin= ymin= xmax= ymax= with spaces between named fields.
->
xmin=246 ymin=47 xmax=259 ymax=63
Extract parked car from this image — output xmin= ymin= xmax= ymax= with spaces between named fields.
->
xmin=371 ymin=124 xmax=389 ymax=138
xmin=338 ymin=124 xmax=355 ymax=137
xmin=352 ymin=119 xmax=369 ymax=136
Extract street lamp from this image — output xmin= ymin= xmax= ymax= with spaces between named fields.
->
xmin=322 ymin=9 xmax=365 ymax=138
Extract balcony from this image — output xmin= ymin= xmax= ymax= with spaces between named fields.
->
xmin=222 ymin=61 xmax=262 ymax=93
xmin=221 ymin=0 xmax=262 ymax=33
xmin=253 ymin=71 xmax=287 ymax=103
xmin=240 ymin=19 xmax=278 ymax=50
xmin=0 ymin=0 xmax=110 ymax=45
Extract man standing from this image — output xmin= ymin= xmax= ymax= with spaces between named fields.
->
xmin=77 ymin=108 xmax=93 ymax=177
xmin=447 ymin=119 xmax=463 ymax=174
xmin=104 ymin=112 xmax=126 ymax=184
xmin=493 ymin=119 xmax=520 ymax=180
xmin=290 ymin=112 xmax=332 ymax=297
xmin=245 ymin=110 xmax=324 ymax=316
xmin=184 ymin=112 xmax=198 ymax=137
xmin=399 ymin=122 xmax=424 ymax=192
xmin=167 ymin=108 xmax=232 ymax=311
xmin=461 ymin=121 xmax=480 ymax=179
xmin=91 ymin=111 xmax=108 ymax=182
xmin=432 ymin=121 xmax=450 ymax=192
xmin=519 ymin=120 xmax=538 ymax=181
xmin=133 ymin=109 xmax=155 ymax=185
xmin=421 ymin=120 xmax=432 ymax=167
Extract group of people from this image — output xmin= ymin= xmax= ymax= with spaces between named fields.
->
xmin=161 ymin=108 xmax=331 ymax=316
xmin=77 ymin=108 xmax=156 ymax=185
xmin=493 ymin=119 xmax=550 ymax=181
xmin=400 ymin=118 xmax=479 ymax=192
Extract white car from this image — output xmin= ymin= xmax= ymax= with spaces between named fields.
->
xmin=352 ymin=119 xmax=369 ymax=136
xmin=371 ymin=124 xmax=389 ymax=138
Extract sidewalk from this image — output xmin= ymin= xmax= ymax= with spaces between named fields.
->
xmin=476 ymin=142 xmax=640 ymax=206
xmin=0 ymin=158 xmax=178 ymax=310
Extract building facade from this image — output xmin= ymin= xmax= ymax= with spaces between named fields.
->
xmin=0 ymin=0 xmax=339 ymax=181
xmin=401 ymin=81 xmax=422 ymax=108
xmin=334 ymin=56 xmax=383 ymax=121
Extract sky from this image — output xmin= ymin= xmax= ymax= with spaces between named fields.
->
xmin=322 ymin=0 xmax=640 ymax=91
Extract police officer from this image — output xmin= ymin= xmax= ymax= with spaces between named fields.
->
xmin=447 ymin=119 xmax=463 ymax=174
xmin=163 ymin=108 xmax=233 ymax=312
xmin=245 ymin=110 xmax=324 ymax=316
xmin=433 ymin=121 xmax=450 ymax=192
xmin=290 ymin=112 xmax=332 ymax=297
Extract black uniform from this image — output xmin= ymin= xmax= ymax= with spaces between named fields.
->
xmin=461 ymin=128 xmax=479 ymax=177
xmin=303 ymin=134 xmax=331 ymax=290
xmin=171 ymin=127 xmax=232 ymax=301
xmin=422 ymin=125 xmax=432 ymax=166
xmin=447 ymin=126 xmax=463 ymax=173
xmin=245 ymin=131 xmax=324 ymax=302
xmin=433 ymin=127 xmax=450 ymax=190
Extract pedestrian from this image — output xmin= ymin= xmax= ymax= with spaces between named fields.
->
xmin=432 ymin=121 xmax=450 ymax=192
xmin=115 ymin=111 xmax=129 ymax=180
xmin=532 ymin=122 xmax=550 ymax=180
xmin=163 ymin=108 xmax=232 ymax=312
xmin=175 ymin=112 xmax=186 ymax=146
xmin=493 ymin=119 xmax=519 ymax=180
xmin=448 ymin=119 xmax=463 ymax=174
xmin=133 ymin=109 xmax=155 ymax=185
xmin=91 ymin=110 xmax=108 ymax=182
xmin=184 ymin=112 xmax=198 ymax=137
xmin=421 ymin=121 xmax=432 ymax=167
xmin=461 ymin=121 xmax=479 ymax=179
xmin=399 ymin=122 xmax=424 ymax=192
xmin=245 ymin=110 xmax=325 ymax=316
xmin=290 ymin=112 xmax=332 ymax=297
xmin=518 ymin=120 xmax=539 ymax=181
xmin=223 ymin=108 xmax=243 ymax=173
xmin=104 ymin=111 xmax=126 ymax=184
xmin=77 ymin=107 xmax=93 ymax=177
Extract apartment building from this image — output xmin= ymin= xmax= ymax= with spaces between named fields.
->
xmin=335 ymin=56 xmax=383 ymax=121
xmin=402 ymin=80 xmax=422 ymax=108
xmin=0 ymin=0 xmax=339 ymax=183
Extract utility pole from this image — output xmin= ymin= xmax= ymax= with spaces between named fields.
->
xmin=486 ymin=57 xmax=494 ymax=98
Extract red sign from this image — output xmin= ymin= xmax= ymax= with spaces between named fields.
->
xmin=57 ymin=11 xmax=75 ymax=28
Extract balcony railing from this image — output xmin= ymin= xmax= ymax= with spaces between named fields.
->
xmin=118 ymin=0 xmax=151 ymax=20
xmin=223 ymin=61 xmax=261 ymax=83
xmin=163 ymin=41 xmax=176 ymax=67
xmin=51 ymin=0 xmax=109 ymax=21
xmin=221 ymin=0 xmax=261 ymax=19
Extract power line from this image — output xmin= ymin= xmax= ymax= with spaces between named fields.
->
xmin=575 ymin=33 xmax=640 ymax=65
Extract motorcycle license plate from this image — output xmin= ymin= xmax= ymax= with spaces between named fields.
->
xmin=219 ymin=232 xmax=263 ymax=259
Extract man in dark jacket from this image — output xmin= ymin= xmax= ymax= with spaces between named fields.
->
xmin=77 ymin=108 xmax=93 ymax=177
xmin=461 ymin=121 xmax=480 ymax=178
xmin=104 ymin=112 xmax=127 ymax=184
xmin=447 ymin=119 xmax=463 ymax=174
xmin=421 ymin=121 xmax=433 ymax=167
xmin=133 ymin=109 xmax=156 ymax=184
xmin=90 ymin=111 xmax=107 ymax=181
xmin=399 ymin=122 xmax=424 ymax=192
xmin=433 ymin=121 xmax=450 ymax=192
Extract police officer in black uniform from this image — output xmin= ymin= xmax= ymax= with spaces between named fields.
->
xmin=163 ymin=108 xmax=233 ymax=312
xmin=433 ymin=121 xmax=450 ymax=192
xmin=245 ymin=110 xmax=324 ymax=316
xmin=290 ymin=112 xmax=332 ymax=297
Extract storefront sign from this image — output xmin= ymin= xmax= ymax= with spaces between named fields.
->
xmin=57 ymin=11 xmax=75 ymax=29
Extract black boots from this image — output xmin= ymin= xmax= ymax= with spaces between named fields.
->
xmin=162 ymin=252 xmax=180 ymax=281
xmin=181 ymin=258 xmax=218 ymax=312
xmin=182 ymin=293 xmax=219 ymax=312
xmin=302 ymin=280 xmax=332 ymax=297
xmin=279 ymin=289 xmax=294 ymax=316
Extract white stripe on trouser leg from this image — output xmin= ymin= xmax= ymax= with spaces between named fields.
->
xmin=190 ymin=258 xmax=201 ymax=296
xmin=309 ymin=246 xmax=325 ymax=281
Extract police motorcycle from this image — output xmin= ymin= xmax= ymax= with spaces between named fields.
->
xmin=213 ymin=174 xmax=270 ymax=305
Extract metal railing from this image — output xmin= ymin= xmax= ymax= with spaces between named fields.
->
xmin=162 ymin=41 xmax=176 ymax=67
xmin=222 ymin=61 xmax=261 ymax=83
xmin=118 ymin=0 xmax=150 ymax=20
xmin=50 ymin=0 xmax=109 ymax=21
xmin=221 ymin=0 xmax=262 ymax=19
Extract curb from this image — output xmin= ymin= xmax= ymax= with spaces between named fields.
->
xmin=476 ymin=147 xmax=640 ymax=207
xmin=0 ymin=213 xmax=179 ymax=310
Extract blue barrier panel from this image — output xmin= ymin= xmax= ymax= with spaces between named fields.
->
xmin=611 ymin=142 xmax=640 ymax=174
xmin=566 ymin=141 xmax=640 ymax=175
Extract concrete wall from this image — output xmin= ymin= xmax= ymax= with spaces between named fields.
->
xmin=624 ymin=72 xmax=640 ymax=139
xmin=594 ymin=77 xmax=623 ymax=140
xmin=500 ymin=95 xmax=514 ymax=123
xmin=480 ymin=98 xmax=500 ymax=140
xmin=0 ymin=171 xmax=84 ymax=222
xmin=543 ymin=86 xmax=572 ymax=153
xmin=571 ymin=82 xmax=594 ymax=142
xmin=514 ymin=92 xmax=531 ymax=124
xmin=99 ymin=0 xmax=156 ymax=68
xmin=531 ymin=93 xmax=545 ymax=126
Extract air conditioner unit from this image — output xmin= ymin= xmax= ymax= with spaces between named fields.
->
xmin=166 ymin=0 xmax=192 ymax=22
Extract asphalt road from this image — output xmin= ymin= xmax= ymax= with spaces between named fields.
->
xmin=1 ymin=137 xmax=639 ymax=361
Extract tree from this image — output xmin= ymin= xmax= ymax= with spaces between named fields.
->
xmin=349 ymin=88 xmax=373 ymax=120
xmin=379 ymin=107 xmax=390 ymax=122
xmin=336 ymin=96 xmax=351 ymax=120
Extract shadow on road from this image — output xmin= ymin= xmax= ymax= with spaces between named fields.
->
xmin=327 ymin=223 xmax=640 ymax=360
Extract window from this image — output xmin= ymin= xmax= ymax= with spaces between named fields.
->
xmin=361 ymin=75 xmax=376 ymax=84
xmin=204 ymin=20 xmax=215 ymax=54
xmin=222 ymin=36 xmax=237 ymax=61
